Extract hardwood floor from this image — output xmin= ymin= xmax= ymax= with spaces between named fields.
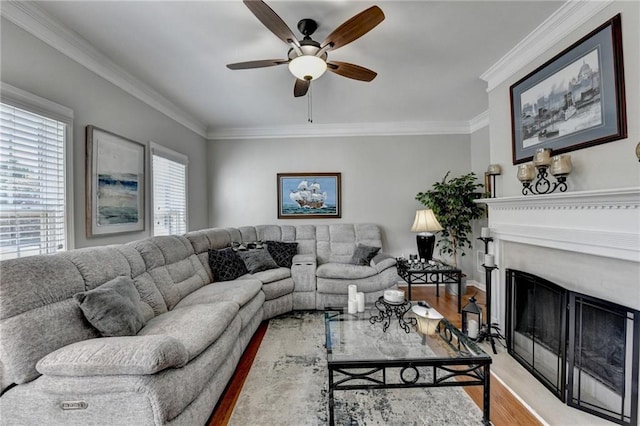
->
xmin=408 ymin=284 xmax=542 ymax=426
xmin=207 ymin=284 xmax=542 ymax=425
xmin=207 ymin=321 xmax=268 ymax=425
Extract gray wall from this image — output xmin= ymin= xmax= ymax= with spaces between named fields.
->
xmin=0 ymin=18 xmax=209 ymax=249
xmin=488 ymin=1 xmax=640 ymax=196
xmin=208 ymin=134 xmax=476 ymax=262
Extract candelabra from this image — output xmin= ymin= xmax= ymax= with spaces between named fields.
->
xmin=517 ymin=148 xmax=572 ymax=196
xmin=475 ymin=235 xmax=502 ymax=354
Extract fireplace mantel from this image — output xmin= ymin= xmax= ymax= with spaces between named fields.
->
xmin=477 ymin=187 xmax=640 ymax=262
xmin=476 ymin=187 xmax=640 ymax=326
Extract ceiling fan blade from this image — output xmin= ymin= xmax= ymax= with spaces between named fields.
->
xmin=321 ymin=6 xmax=384 ymax=51
xmin=327 ymin=61 xmax=377 ymax=82
xmin=243 ymin=0 xmax=300 ymax=46
xmin=294 ymin=79 xmax=310 ymax=97
xmin=226 ymin=59 xmax=288 ymax=70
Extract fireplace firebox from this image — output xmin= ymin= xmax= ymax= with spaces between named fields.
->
xmin=506 ymin=269 xmax=639 ymax=425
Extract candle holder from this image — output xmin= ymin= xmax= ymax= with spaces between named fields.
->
xmin=518 ymin=152 xmax=572 ymax=196
xmin=475 ymin=236 xmax=503 ymax=354
xmin=477 ymin=236 xmax=493 ymax=254
xmin=484 ymin=164 xmax=501 ymax=198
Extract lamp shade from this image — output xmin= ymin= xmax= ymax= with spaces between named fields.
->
xmin=410 ymin=209 xmax=443 ymax=233
xmin=288 ymin=55 xmax=327 ymax=81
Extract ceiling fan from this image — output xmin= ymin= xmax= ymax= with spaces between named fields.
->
xmin=227 ymin=0 xmax=385 ymax=98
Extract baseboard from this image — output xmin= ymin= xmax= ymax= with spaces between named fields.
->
xmin=489 ymin=371 xmax=550 ymax=426
xmin=467 ymin=279 xmax=485 ymax=292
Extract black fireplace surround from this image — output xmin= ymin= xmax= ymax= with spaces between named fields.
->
xmin=506 ymin=269 xmax=639 ymax=426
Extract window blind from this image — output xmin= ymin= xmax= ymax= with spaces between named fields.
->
xmin=0 ymin=102 xmax=67 ymax=260
xmin=151 ymin=144 xmax=188 ymax=236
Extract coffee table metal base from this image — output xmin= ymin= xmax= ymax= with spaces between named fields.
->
xmin=328 ymin=359 xmax=490 ymax=425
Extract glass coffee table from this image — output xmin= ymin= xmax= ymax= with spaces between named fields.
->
xmin=325 ymin=307 xmax=491 ymax=425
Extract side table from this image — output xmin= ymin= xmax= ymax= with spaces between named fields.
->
xmin=396 ymin=259 xmax=463 ymax=313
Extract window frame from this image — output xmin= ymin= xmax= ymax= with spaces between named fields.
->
xmin=149 ymin=141 xmax=189 ymax=236
xmin=0 ymin=82 xmax=75 ymax=257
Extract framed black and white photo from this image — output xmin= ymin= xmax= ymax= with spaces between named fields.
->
xmin=86 ymin=126 xmax=145 ymax=236
xmin=510 ymin=14 xmax=626 ymax=164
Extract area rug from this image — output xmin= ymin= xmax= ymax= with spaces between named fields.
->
xmin=228 ymin=311 xmax=484 ymax=425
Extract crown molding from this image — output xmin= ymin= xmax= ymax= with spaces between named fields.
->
xmin=480 ymin=0 xmax=613 ymax=91
xmin=1 ymin=1 xmax=207 ymax=138
xmin=209 ymin=110 xmax=490 ymax=140
xmin=469 ymin=110 xmax=489 ymax=133
xmin=2 ymin=0 xmax=494 ymax=141
xmin=207 ymin=120 xmax=479 ymax=140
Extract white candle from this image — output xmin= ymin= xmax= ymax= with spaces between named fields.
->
xmin=348 ymin=299 xmax=357 ymax=314
xmin=468 ymin=319 xmax=479 ymax=339
xmin=356 ymin=292 xmax=365 ymax=312
xmin=481 ymin=227 xmax=490 ymax=238
xmin=348 ymin=284 xmax=357 ymax=301
xmin=484 ymin=254 xmax=495 ymax=267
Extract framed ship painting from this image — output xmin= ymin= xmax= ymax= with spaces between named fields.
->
xmin=510 ymin=14 xmax=626 ymax=164
xmin=277 ymin=173 xmax=341 ymax=219
xmin=86 ymin=126 xmax=145 ymax=236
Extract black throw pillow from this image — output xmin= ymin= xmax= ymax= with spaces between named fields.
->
xmin=266 ymin=240 xmax=299 ymax=268
xmin=350 ymin=244 xmax=381 ymax=266
xmin=208 ymin=247 xmax=248 ymax=281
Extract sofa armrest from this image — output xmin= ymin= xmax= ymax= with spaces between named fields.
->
xmin=36 ymin=335 xmax=189 ymax=377
xmin=291 ymin=254 xmax=317 ymax=293
xmin=371 ymin=253 xmax=397 ymax=273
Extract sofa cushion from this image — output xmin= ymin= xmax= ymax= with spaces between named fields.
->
xmin=238 ymin=249 xmax=278 ymax=274
xmin=129 ymin=236 xmax=210 ymax=311
xmin=174 ymin=280 xmax=262 ymax=309
xmin=208 ymin=248 xmax=247 ymax=281
xmin=36 ymin=335 xmax=189 ymax=376
xmin=138 ymin=302 xmax=238 ymax=361
xmin=239 ymin=267 xmax=290 ymax=285
xmin=316 ymin=263 xmax=378 ymax=280
xmin=266 ymin=240 xmax=298 ymax=268
xmin=350 ymin=244 xmax=380 ymax=266
xmin=261 ymin=278 xmax=295 ymax=301
xmin=74 ymin=276 xmax=146 ymax=337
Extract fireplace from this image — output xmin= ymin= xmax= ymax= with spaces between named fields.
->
xmin=506 ymin=269 xmax=639 ymax=425
xmin=477 ymin=187 xmax=640 ymax=424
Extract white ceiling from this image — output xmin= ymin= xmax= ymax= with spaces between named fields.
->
xmin=27 ymin=1 xmax=564 ymax=137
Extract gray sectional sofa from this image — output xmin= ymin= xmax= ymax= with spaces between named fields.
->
xmin=0 ymin=223 xmax=398 ymax=425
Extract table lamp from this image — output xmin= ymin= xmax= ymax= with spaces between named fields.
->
xmin=410 ymin=209 xmax=443 ymax=261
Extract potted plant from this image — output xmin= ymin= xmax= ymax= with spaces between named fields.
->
xmin=415 ymin=172 xmax=484 ymax=292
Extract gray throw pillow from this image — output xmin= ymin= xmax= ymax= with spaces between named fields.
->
xmin=350 ymin=244 xmax=381 ymax=266
xmin=238 ymin=249 xmax=279 ymax=274
xmin=74 ymin=276 xmax=146 ymax=337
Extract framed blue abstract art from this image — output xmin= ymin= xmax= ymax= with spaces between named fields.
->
xmin=86 ymin=126 xmax=145 ymax=236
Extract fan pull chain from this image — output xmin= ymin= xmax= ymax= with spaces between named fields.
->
xmin=307 ymin=83 xmax=313 ymax=123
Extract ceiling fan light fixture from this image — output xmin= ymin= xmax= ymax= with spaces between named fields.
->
xmin=288 ymin=55 xmax=327 ymax=81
